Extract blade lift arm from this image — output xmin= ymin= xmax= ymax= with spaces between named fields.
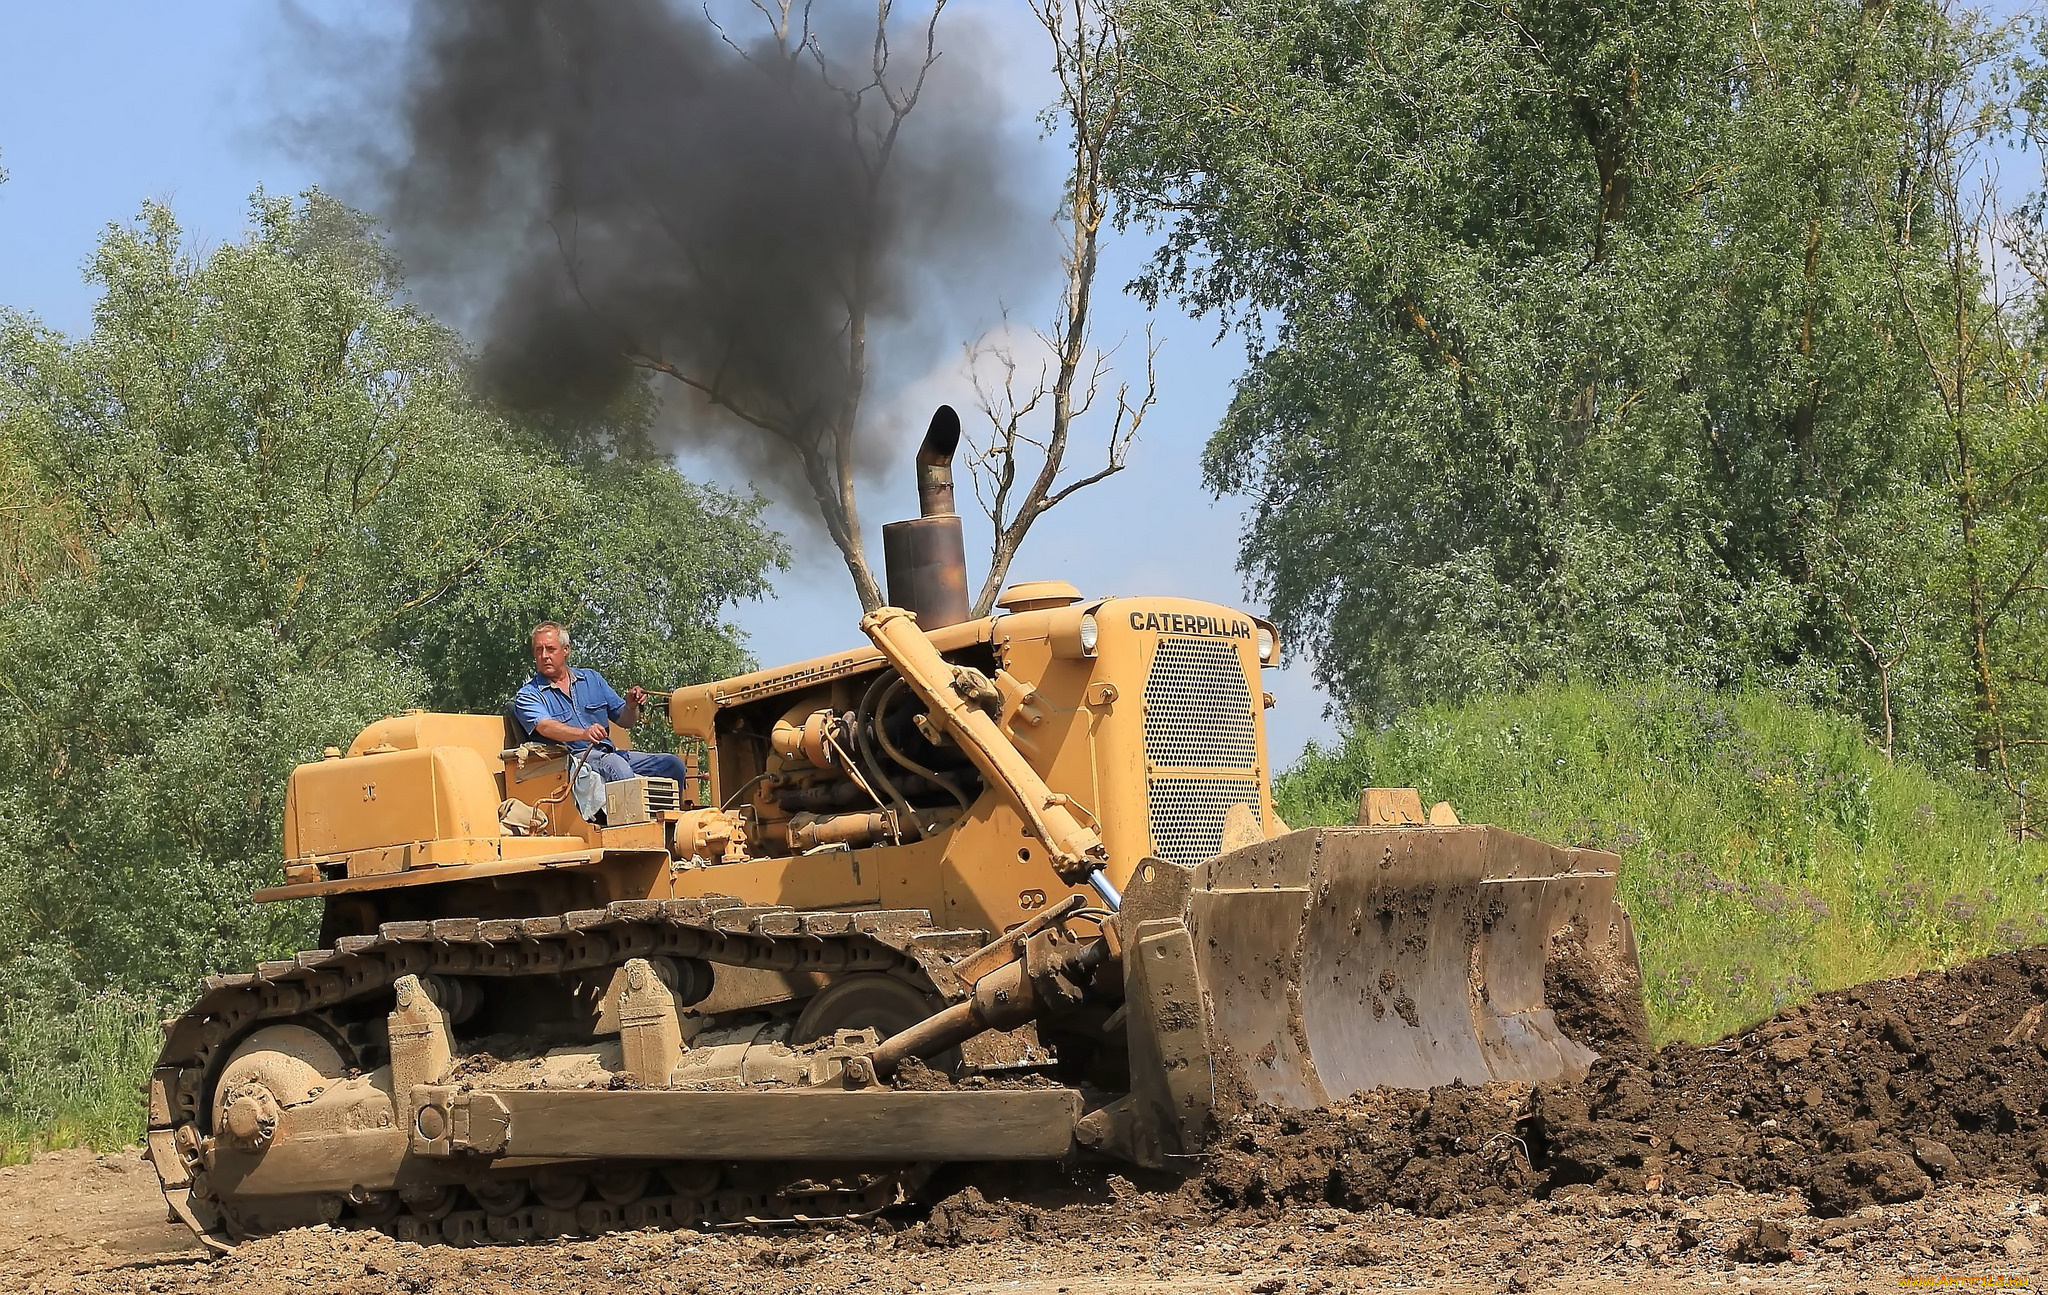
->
xmin=860 ymin=606 xmax=1120 ymax=907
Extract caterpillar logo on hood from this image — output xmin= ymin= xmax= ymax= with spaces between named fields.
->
xmin=1128 ymin=611 xmax=1254 ymax=640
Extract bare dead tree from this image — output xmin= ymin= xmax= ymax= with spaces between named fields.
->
xmin=960 ymin=0 xmax=1157 ymax=617
xmin=629 ymin=0 xmax=951 ymax=611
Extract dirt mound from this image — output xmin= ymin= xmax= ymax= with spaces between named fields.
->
xmin=1197 ymin=1083 xmax=1535 ymax=1217
xmin=1174 ymin=944 xmax=2048 ymax=1221
xmin=1527 ymin=944 xmax=2048 ymax=1214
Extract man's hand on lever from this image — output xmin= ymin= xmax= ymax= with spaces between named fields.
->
xmin=620 ymin=685 xmax=647 ymax=727
xmin=531 ymin=717 xmax=614 ymax=747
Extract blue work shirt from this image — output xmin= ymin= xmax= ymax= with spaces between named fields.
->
xmin=512 ymin=668 xmax=627 ymax=751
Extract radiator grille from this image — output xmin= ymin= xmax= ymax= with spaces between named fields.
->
xmin=1142 ymin=636 xmax=1257 ymax=770
xmin=1143 ymin=633 xmax=1262 ymax=865
xmin=1147 ymin=776 xmax=1263 ymax=867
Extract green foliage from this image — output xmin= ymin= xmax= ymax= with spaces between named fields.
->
xmin=0 ymin=990 xmax=160 ymax=1164
xmin=401 ymin=450 xmax=784 ymax=718
xmin=0 ymin=449 xmax=90 ymax=602
xmin=1279 ymin=681 xmax=2048 ymax=1043
xmin=1112 ymin=0 xmax=2048 ymax=781
xmin=0 ymin=192 xmax=785 ymax=1001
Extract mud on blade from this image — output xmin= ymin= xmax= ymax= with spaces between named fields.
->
xmin=1115 ymin=824 xmax=1642 ymax=1160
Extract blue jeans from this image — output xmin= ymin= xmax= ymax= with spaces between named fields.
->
xmin=585 ymin=748 xmax=689 ymax=784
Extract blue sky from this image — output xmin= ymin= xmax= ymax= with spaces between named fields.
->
xmin=0 ymin=1 xmax=1337 ymax=764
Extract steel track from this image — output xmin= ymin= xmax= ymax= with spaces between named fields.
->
xmin=146 ymin=896 xmax=986 ymax=1248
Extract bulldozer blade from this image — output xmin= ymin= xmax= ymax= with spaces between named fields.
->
xmin=1123 ymin=824 xmax=1638 ymax=1123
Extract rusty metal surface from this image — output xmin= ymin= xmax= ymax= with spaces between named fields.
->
xmin=1182 ymin=825 xmax=1630 ymax=1104
xmin=912 ymin=405 xmax=962 ymax=517
xmin=1123 ymin=917 xmax=1216 ymax=1165
xmin=882 ymin=405 xmax=972 ymax=630
xmin=882 ymin=515 xmax=971 ymax=630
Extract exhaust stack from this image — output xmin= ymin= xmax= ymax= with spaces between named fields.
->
xmin=881 ymin=406 xmax=971 ymax=629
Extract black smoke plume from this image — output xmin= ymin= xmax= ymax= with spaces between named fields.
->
xmin=312 ymin=0 xmax=1026 ymax=484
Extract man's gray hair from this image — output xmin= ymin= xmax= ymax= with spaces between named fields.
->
xmin=530 ymin=620 xmax=571 ymax=649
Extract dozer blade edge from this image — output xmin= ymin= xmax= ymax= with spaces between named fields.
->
xmin=1106 ymin=823 xmax=1641 ymax=1167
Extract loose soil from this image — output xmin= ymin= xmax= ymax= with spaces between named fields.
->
xmin=11 ymin=948 xmax=2048 ymax=1293
xmin=1195 ymin=945 xmax=2048 ymax=1220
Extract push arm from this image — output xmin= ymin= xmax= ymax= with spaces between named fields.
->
xmin=861 ymin=606 xmax=1117 ymax=905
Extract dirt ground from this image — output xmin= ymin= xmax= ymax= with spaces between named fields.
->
xmin=1 ymin=1144 xmax=2042 ymax=1294
xmin=12 ymin=947 xmax=2048 ymax=1294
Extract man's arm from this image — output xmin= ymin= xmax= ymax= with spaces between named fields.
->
xmin=532 ymin=716 xmax=610 ymax=745
xmin=591 ymin=672 xmax=639 ymax=727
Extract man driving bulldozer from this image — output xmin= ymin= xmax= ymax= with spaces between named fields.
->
xmin=512 ymin=621 xmax=689 ymax=788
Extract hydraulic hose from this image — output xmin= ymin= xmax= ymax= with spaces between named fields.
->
xmin=871 ymin=677 xmax=973 ymax=815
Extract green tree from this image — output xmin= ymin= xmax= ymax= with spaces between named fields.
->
xmin=0 ymin=192 xmax=784 ymax=996
xmin=1110 ymin=0 xmax=2002 ymax=758
xmin=1865 ymin=35 xmax=2048 ymax=790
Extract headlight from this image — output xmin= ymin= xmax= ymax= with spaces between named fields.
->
xmin=1046 ymin=602 xmax=1104 ymax=659
xmin=1256 ymin=625 xmax=1276 ymax=663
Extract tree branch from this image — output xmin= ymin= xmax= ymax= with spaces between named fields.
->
xmin=963 ymin=0 xmax=1152 ymax=616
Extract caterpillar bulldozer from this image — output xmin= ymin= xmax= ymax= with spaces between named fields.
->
xmin=144 ymin=409 xmax=1641 ymax=1250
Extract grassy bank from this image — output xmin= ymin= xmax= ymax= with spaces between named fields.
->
xmin=1277 ymin=681 xmax=2048 ymax=1044
xmin=0 ymin=991 xmax=160 ymax=1164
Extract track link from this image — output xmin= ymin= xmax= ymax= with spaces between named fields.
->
xmin=146 ymin=896 xmax=985 ymax=1249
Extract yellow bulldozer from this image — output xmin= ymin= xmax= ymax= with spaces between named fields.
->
xmin=144 ymin=413 xmax=1640 ymax=1249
